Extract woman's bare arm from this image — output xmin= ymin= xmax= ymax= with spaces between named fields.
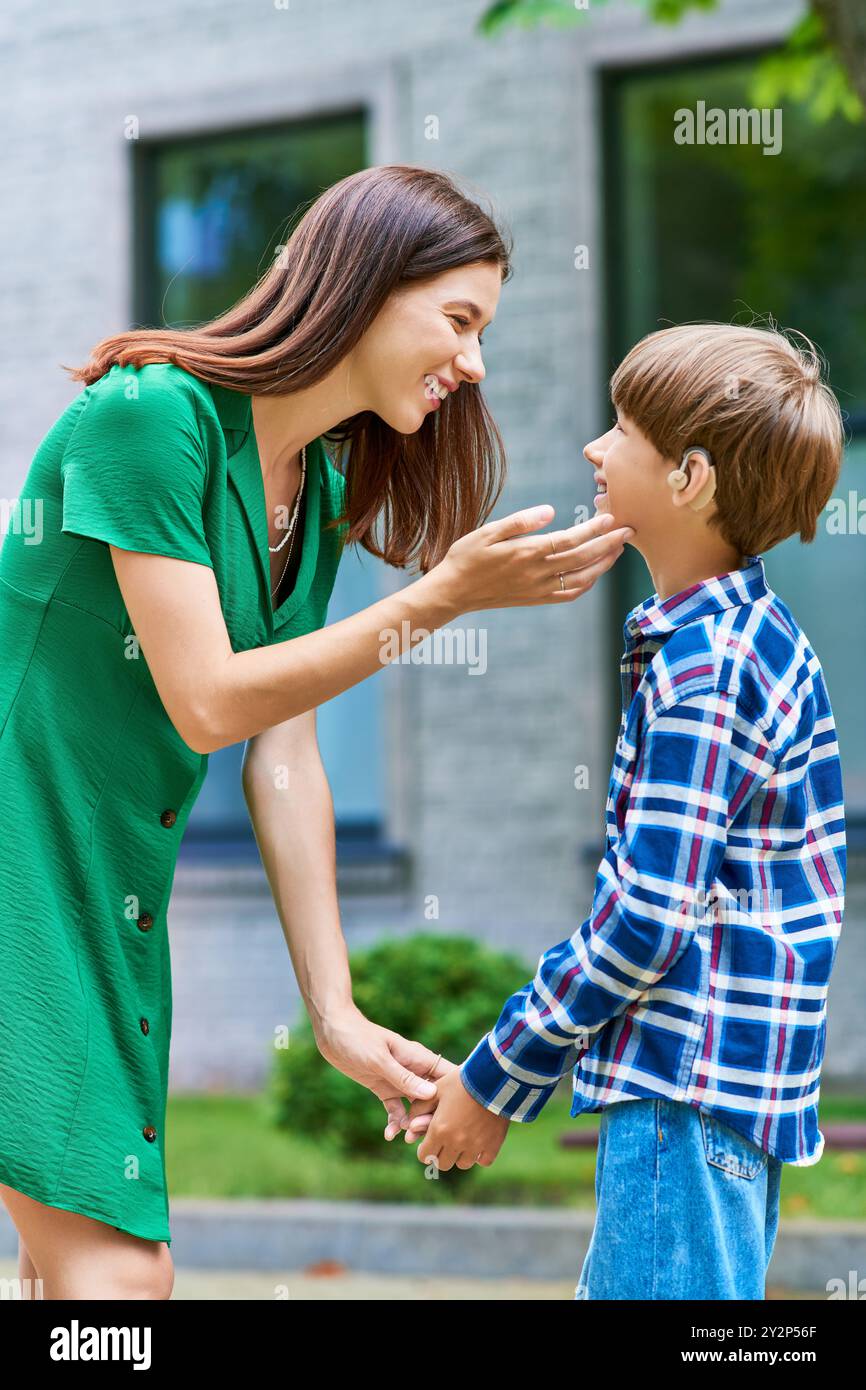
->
xmin=241 ymin=708 xmax=454 ymax=1117
xmin=241 ymin=709 xmax=352 ymax=1027
xmin=109 ymin=507 xmax=629 ymax=755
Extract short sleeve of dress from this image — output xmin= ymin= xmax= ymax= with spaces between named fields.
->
xmin=60 ymin=364 xmax=214 ymax=568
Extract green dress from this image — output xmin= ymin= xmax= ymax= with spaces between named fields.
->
xmin=0 ymin=362 xmax=347 ymax=1244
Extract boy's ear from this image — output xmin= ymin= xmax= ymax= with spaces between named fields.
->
xmin=667 ymin=447 xmax=717 ymax=512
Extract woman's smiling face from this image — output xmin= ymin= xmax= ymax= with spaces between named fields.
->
xmin=353 ymin=260 xmax=501 ymax=432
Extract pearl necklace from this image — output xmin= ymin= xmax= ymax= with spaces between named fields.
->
xmin=268 ymin=443 xmax=307 ymax=599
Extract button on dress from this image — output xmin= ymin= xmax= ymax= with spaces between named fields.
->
xmin=0 ymin=362 xmax=347 ymax=1244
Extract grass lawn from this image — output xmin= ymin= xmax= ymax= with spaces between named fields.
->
xmin=166 ymin=1089 xmax=866 ymax=1220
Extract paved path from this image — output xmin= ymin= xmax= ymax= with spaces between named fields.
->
xmin=0 ymin=1259 xmax=825 ymax=1299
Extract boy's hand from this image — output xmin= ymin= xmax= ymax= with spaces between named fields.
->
xmin=394 ymin=1056 xmax=460 ymax=1139
xmin=406 ymin=1064 xmax=511 ymax=1170
xmin=382 ymin=1053 xmax=455 ymax=1141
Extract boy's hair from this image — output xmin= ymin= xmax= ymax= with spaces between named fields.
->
xmin=609 ymin=321 xmax=845 ymax=553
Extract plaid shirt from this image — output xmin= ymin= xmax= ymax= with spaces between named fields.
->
xmin=460 ymin=555 xmax=846 ymax=1166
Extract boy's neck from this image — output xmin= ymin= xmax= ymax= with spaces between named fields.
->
xmin=641 ymin=534 xmax=746 ymax=602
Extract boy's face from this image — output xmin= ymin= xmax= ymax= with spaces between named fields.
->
xmin=584 ymin=410 xmax=670 ymax=539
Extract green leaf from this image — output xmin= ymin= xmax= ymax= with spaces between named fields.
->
xmin=476 ymin=0 xmax=863 ymax=125
xmin=477 ymin=0 xmax=523 ymax=38
xmin=751 ymin=12 xmax=863 ymax=124
xmin=646 ymin=0 xmax=718 ymax=22
xmin=478 ymin=0 xmax=718 ymax=33
xmin=477 ymin=0 xmax=593 ymax=35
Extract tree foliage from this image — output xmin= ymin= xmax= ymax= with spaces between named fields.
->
xmin=478 ymin=0 xmax=863 ymax=122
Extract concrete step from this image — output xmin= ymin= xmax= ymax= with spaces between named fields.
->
xmin=2 ymin=1198 xmax=864 ymax=1292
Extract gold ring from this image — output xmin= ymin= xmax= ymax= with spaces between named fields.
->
xmin=424 ymin=1052 xmax=442 ymax=1079
xmin=549 ymin=536 xmax=557 ymax=556
xmin=558 ymin=573 xmax=566 ymax=591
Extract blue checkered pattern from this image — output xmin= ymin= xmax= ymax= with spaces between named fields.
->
xmin=460 ymin=556 xmax=846 ymax=1165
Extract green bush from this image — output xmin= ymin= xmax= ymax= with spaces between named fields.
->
xmin=268 ymin=932 xmax=533 ymax=1165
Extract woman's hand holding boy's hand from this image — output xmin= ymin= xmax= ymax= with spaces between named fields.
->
xmin=389 ymin=1055 xmax=462 ymax=1140
xmin=401 ymin=1062 xmax=511 ymax=1171
xmin=381 ymin=1052 xmax=456 ymax=1141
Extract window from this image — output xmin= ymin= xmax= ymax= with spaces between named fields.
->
xmin=603 ymin=52 xmax=866 ymax=826
xmin=133 ymin=113 xmax=394 ymax=856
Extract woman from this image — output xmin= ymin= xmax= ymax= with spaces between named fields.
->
xmin=0 ymin=163 xmax=631 ymax=1299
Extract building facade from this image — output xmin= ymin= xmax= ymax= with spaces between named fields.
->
xmin=2 ymin=0 xmax=864 ymax=1090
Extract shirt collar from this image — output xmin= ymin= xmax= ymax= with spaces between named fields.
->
xmin=624 ymin=554 xmax=769 ymax=646
xmin=206 ymin=379 xmax=253 ymax=453
xmin=201 ymin=377 xmax=324 ymax=633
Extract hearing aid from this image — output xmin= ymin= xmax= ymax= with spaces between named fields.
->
xmin=667 ymin=446 xmax=717 ymax=511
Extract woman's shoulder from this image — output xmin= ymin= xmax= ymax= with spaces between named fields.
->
xmin=68 ymin=362 xmax=228 ymax=479
xmin=82 ymin=361 xmax=212 ymax=421
xmin=59 ymin=361 xmax=218 ymax=561
xmin=61 ymin=361 xmax=220 ymax=499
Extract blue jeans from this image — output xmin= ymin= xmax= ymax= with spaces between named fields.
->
xmin=574 ymin=1098 xmax=783 ymax=1300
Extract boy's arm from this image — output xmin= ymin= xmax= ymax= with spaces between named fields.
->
xmin=459 ymin=686 xmax=775 ymax=1121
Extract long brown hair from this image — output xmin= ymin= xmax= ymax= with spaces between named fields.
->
xmin=64 ymin=164 xmax=513 ymax=573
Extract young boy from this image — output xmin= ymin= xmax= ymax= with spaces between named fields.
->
xmin=394 ymin=322 xmax=847 ymax=1301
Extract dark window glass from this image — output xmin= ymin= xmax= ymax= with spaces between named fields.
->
xmin=604 ymin=54 xmax=866 ymax=819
